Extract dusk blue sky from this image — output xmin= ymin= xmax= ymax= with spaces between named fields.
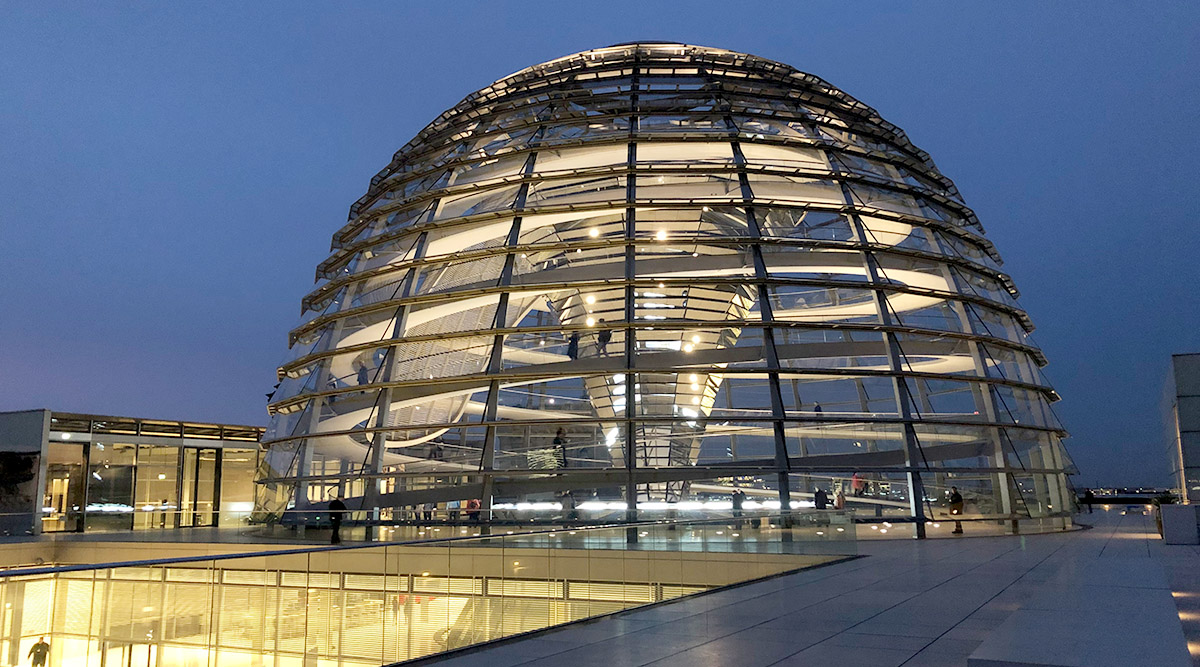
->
xmin=1 ymin=3 xmax=1196 ymax=487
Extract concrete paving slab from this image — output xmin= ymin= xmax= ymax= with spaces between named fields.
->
xmin=420 ymin=510 xmax=1200 ymax=667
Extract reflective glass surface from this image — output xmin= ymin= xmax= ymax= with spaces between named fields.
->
xmin=263 ymin=43 xmax=1073 ymax=527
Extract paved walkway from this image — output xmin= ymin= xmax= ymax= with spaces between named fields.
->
xmin=418 ymin=508 xmax=1199 ymax=667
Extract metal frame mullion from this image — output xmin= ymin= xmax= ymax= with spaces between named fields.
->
xmin=623 ymin=60 xmax=640 ymax=524
xmin=480 ymin=154 xmax=537 ymax=521
xmin=292 ymin=213 xmax=438 ymax=512
xmin=917 ymin=226 xmax=1017 ymax=524
xmin=362 ymin=232 xmax=428 ymax=534
xmin=830 ymin=173 xmax=929 ymax=535
xmin=797 ymin=107 xmax=929 ymax=531
xmin=730 ymin=137 xmax=793 ymax=515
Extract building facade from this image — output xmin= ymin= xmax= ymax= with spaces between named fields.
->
xmin=0 ymin=409 xmax=263 ymax=535
xmin=1165 ymin=354 xmax=1200 ymax=502
xmin=259 ymin=43 xmax=1074 ymax=531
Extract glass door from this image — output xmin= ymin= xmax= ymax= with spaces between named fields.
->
xmin=180 ymin=448 xmax=218 ymax=527
xmin=194 ymin=449 xmax=217 ymax=526
xmin=44 ymin=442 xmax=85 ymax=532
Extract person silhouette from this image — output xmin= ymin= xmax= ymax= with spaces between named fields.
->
xmin=567 ymin=332 xmax=580 ymax=360
xmin=814 ymin=488 xmax=829 ymax=510
xmin=28 ymin=636 xmax=50 ymax=667
xmin=949 ymin=487 xmax=965 ymax=534
xmin=553 ymin=427 xmax=568 ymax=467
xmin=328 ymin=496 xmax=347 ymax=544
xmin=596 ymin=320 xmax=611 ymax=356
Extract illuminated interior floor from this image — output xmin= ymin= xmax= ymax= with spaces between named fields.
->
xmin=0 ymin=522 xmax=849 ymax=666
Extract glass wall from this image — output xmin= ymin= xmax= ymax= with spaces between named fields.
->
xmin=134 ymin=446 xmax=179 ymax=530
xmin=261 ymin=43 xmax=1074 ymax=533
xmin=0 ymin=513 xmax=852 ymax=666
xmin=219 ymin=449 xmax=258 ymax=527
xmin=35 ymin=414 xmax=264 ymax=534
xmin=85 ymin=442 xmax=136 ymax=532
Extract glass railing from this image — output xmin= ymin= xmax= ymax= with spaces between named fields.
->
xmin=0 ymin=512 xmax=854 ymax=667
xmin=16 ymin=491 xmax=1075 ymax=547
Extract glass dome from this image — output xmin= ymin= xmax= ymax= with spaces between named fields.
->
xmin=258 ymin=43 xmax=1073 ymax=531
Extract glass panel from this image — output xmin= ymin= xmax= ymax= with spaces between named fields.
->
xmin=403 ymin=295 xmax=501 ymax=338
xmin=991 ymin=385 xmax=1060 ymax=429
xmin=895 ymin=333 xmax=981 ymax=377
xmin=92 ymin=419 xmax=138 ymax=435
xmin=411 ymin=255 xmax=506 ymax=296
xmin=525 ymin=174 xmax=627 ymax=207
xmin=859 ymin=214 xmax=937 ymax=252
xmin=85 ymin=441 xmax=136 ymax=531
xmin=539 ymin=117 xmax=631 ymax=143
xmin=513 ymin=247 xmax=626 ymax=289
xmin=733 ymin=115 xmax=816 ymax=139
xmin=780 ymin=373 xmax=897 ymax=417
xmin=747 ymin=174 xmax=842 ymax=204
xmin=349 ymin=201 xmax=433 ymax=244
xmin=134 ymin=445 xmax=178 ymax=530
xmin=847 ymin=183 xmax=923 ymax=217
xmin=636 ymin=141 xmax=734 ymax=166
xmin=517 ymin=208 xmax=626 ymax=245
xmin=634 ymin=206 xmax=750 ymax=239
xmin=637 ymin=173 xmax=741 ymax=201
xmin=757 ymin=207 xmax=854 ymax=241
xmin=761 ymin=245 xmax=864 ymax=281
xmin=904 ymin=377 xmax=987 ymax=419
xmin=450 ymin=153 xmax=526 ymax=186
xmin=936 ymin=230 xmax=1001 ymax=271
xmin=636 ymin=326 xmax=769 ymax=370
xmin=534 ymin=143 xmax=628 ymax=173
xmin=887 ymin=293 xmax=966 ymax=333
xmin=424 ymin=217 xmax=512 ymax=258
xmin=969 ymin=305 xmax=1028 ymax=344
xmin=912 ymin=424 xmax=996 ymax=468
xmin=740 ymin=142 xmax=828 ymax=170
xmin=219 ymin=449 xmax=258 ymax=527
xmin=43 ymin=442 xmax=85 ymax=533
xmin=310 ymin=309 xmax=396 ymax=359
xmin=637 ymin=114 xmax=728 ymax=134
xmin=634 ymin=241 xmax=754 ymax=280
xmin=194 ymin=450 xmax=217 ymax=527
xmin=786 ymin=423 xmax=906 ymax=458
xmin=493 ymin=420 xmax=619 ymax=471
xmin=774 ymin=327 xmax=887 ymax=369
xmin=691 ymin=422 xmax=777 ymax=464
xmin=635 ymin=282 xmax=758 ymax=323
xmin=767 ymin=285 xmax=880 ymax=324
xmin=434 ymin=184 xmax=520 ymax=220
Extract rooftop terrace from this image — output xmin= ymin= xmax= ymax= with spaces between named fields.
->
xmin=420 ymin=508 xmax=1199 ymax=667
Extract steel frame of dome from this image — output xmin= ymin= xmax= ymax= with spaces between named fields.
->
xmin=258 ymin=43 xmax=1074 ymax=535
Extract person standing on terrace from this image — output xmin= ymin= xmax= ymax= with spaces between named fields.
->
xmin=949 ymin=487 xmax=965 ymax=534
